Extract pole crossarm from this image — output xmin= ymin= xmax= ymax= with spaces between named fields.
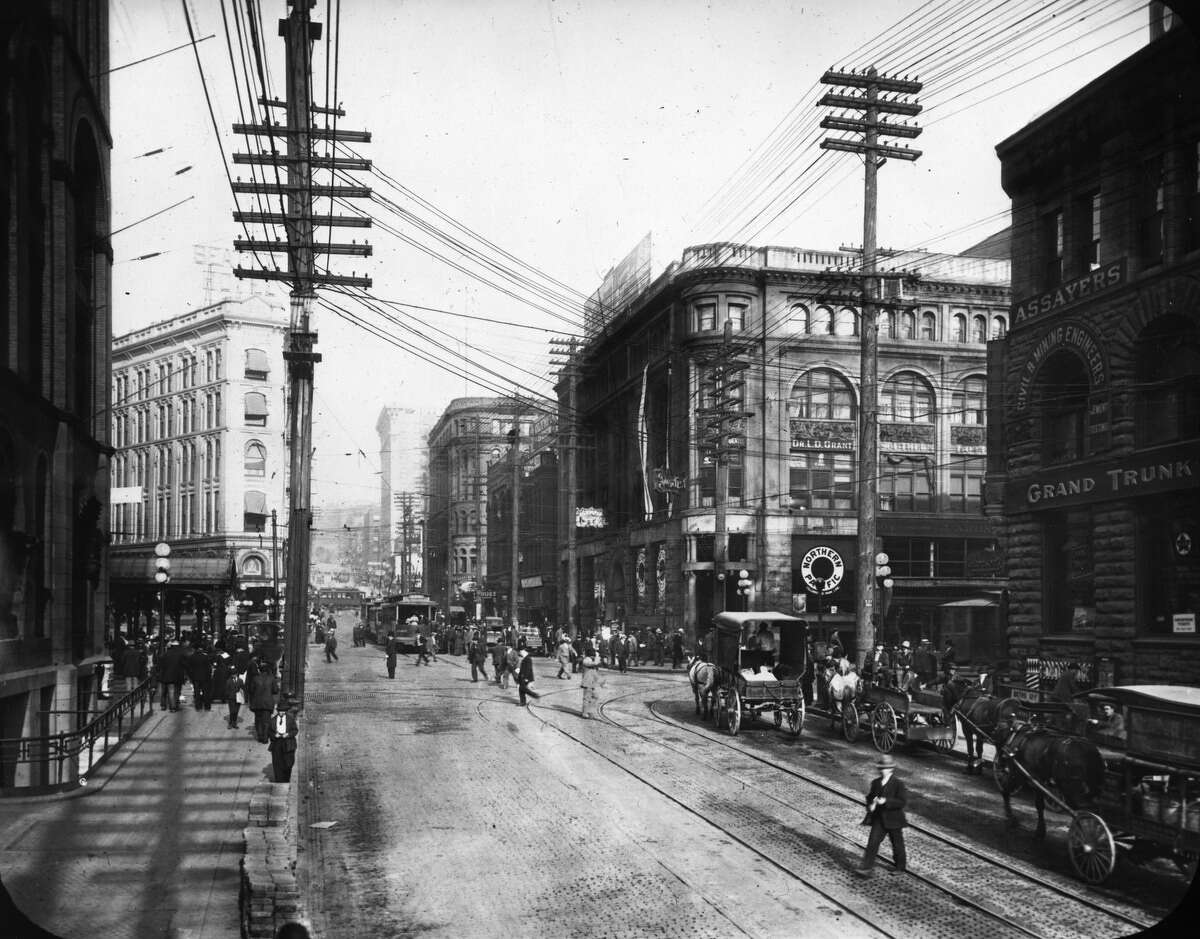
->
xmin=232 ymin=122 xmax=372 ymax=142
xmin=233 ymin=152 xmax=373 ymax=171
xmin=234 ymin=211 xmax=371 ymax=227
xmin=231 ymin=181 xmax=371 ymax=197
xmin=819 ymin=69 xmax=923 ymax=94
xmin=820 ymin=139 xmax=923 ymax=161
xmin=235 ymin=238 xmax=373 ymax=257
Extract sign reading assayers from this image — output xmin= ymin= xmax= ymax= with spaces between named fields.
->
xmin=1007 ymin=442 xmax=1200 ymax=510
xmin=1012 ymin=259 xmax=1126 ymax=326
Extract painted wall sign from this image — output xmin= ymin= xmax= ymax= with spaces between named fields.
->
xmin=1011 ymin=259 xmax=1126 ymax=326
xmin=799 ymin=545 xmax=844 ymax=594
xmin=790 ymin=419 xmax=855 ymax=451
xmin=1007 ymin=441 xmax=1200 ymax=511
xmin=1015 ymin=319 xmax=1107 ymax=410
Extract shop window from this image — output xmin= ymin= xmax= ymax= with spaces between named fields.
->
xmin=1043 ymin=508 xmax=1095 ymax=633
xmin=789 ymin=451 xmax=854 ymax=510
xmin=1138 ymin=495 xmax=1200 ymax=636
xmin=883 ymin=537 xmax=933 ymax=578
xmin=935 ymin=539 xmax=966 ymax=578
xmin=1135 ymin=315 xmax=1200 ymax=448
xmin=947 ymin=457 xmax=984 ymax=513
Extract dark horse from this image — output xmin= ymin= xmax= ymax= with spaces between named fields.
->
xmin=942 ymin=677 xmax=1019 ymax=774
xmin=993 ymin=719 xmax=1106 ymax=840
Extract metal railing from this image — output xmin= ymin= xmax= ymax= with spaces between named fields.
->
xmin=0 ymin=677 xmax=155 ymax=795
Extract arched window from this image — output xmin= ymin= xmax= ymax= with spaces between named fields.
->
xmin=920 ymin=312 xmax=937 ymax=341
xmin=809 ymin=306 xmax=833 ymax=335
xmin=788 ymin=304 xmax=808 ymax=333
xmin=245 ymin=441 xmax=267 ymax=477
xmin=899 ymin=311 xmax=915 ymax=340
xmin=787 ymin=368 xmax=856 ymax=421
xmin=880 ymin=371 xmax=935 ymax=423
xmin=1033 ymin=351 xmax=1089 ymax=464
xmin=991 ymin=315 xmax=1007 ymax=339
xmin=972 ymin=315 xmax=988 ymax=343
xmin=952 ymin=376 xmax=987 ymax=425
xmin=953 ymin=314 xmax=967 ymax=343
xmin=879 ymin=309 xmax=895 ymax=339
xmin=244 ymin=391 xmax=268 ymax=427
xmin=833 ymin=307 xmax=857 ymax=336
xmin=1136 ymin=315 xmax=1200 ymax=447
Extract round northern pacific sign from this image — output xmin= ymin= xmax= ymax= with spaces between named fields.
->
xmin=800 ymin=545 xmax=844 ymax=594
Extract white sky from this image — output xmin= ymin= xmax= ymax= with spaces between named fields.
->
xmin=108 ymin=0 xmax=1154 ymax=510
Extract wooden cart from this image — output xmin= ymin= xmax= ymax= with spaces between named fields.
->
xmin=709 ymin=612 xmax=808 ymax=738
xmin=844 ymin=681 xmax=958 ymax=753
xmin=995 ymin=685 xmax=1200 ymax=884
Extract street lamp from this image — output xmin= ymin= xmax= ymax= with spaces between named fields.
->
xmin=154 ymin=542 xmax=171 ymax=655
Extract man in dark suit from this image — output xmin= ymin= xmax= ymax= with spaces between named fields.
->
xmin=856 ymin=753 xmax=908 ymax=876
xmin=268 ymin=695 xmax=301 ymax=783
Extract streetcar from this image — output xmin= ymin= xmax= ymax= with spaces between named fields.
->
xmin=363 ymin=594 xmax=438 ymax=650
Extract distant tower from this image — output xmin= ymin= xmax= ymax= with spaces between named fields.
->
xmin=377 ymin=406 xmax=433 ymax=586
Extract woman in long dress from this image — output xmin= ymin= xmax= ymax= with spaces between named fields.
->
xmin=580 ymin=652 xmax=604 ymax=719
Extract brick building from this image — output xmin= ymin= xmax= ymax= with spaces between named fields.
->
xmin=990 ymin=19 xmax=1200 ymax=690
xmin=559 ymin=241 xmax=1010 ymax=660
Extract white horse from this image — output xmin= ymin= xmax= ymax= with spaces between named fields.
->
xmin=826 ymin=657 xmax=861 ymax=723
xmin=688 ymin=655 xmax=719 ymax=721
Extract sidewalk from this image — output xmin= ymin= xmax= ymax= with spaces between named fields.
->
xmin=0 ymin=694 xmax=276 ymax=938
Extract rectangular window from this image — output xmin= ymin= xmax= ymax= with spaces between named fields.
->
xmin=726 ymin=450 xmax=744 ymax=503
xmin=1042 ymin=208 xmax=1063 ymax=288
xmin=879 ymin=455 xmax=932 ymax=513
xmin=882 ymin=537 xmax=934 ymax=578
xmin=1140 ymin=157 xmax=1165 ymax=266
xmin=934 ymin=539 xmax=966 ymax=578
xmin=695 ymin=302 xmax=717 ymax=332
xmin=695 ymin=534 xmax=715 ymax=562
xmin=697 ymin=449 xmax=716 ymax=507
xmin=948 ymin=457 xmax=984 ymax=514
xmin=1044 ymin=509 xmax=1095 ymax=633
xmin=726 ymin=302 xmax=746 ymax=332
xmin=1139 ymin=495 xmax=1200 ymax=635
xmin=790 ymin=452 xmax=854 ymax=510
xmin=1044 ymin=407 xmax=1085 ymax=465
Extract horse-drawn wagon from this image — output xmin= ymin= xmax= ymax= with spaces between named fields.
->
xmin=707 ymin=612 xmax=808 ymax=737
xmin=993 ymin=685 xmax=1200 ymax=884
xmin=843 ymin=681 xmax=958 ymax=753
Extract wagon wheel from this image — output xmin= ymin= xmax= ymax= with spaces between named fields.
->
xmin=842 ymin=701 xmax=859 ymax=743
xmin=992 ymin=750 xmax=1021 ymax=795
xmin=1068 ymin=811 xmax=1117 ymax=884
xmin=727 ymin=688 xmax=742 ymax=736
xmin=787 ymin=698 xmax=805 ymax=737
xmin=871 ymin=702 xmax=898 ymax=752
xmin=712 ymin=689 xmax=726 ymax=729
xmin=934 ymin=710 xmax=958 ymax=751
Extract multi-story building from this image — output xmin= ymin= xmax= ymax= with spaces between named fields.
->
xmin=485 ymin=413 xmax=558 ymax=627
xmin=991 ymin=16 xmax=1200 ymax=690
xmin=0 ymin=1 xmax=112 ymax=787
xmin=107 ymin=296 xmax=290 ymax=635
xmin=425 ymin=397 xmax=544 ymax=617
xmin=559 ymin=241 xmax=1010 ymax=662
xmin=376 ymin=406 xmax=433 ymax=591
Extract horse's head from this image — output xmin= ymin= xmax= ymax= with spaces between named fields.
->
xmin=992 ymin=718 xmax=1015 ymax=748
xmin=1054 ymin=737 xmax=1107 ymax=810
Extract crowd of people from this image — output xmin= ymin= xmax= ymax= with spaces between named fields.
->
xmin=106 ymin=627 xmax=300 ymax=782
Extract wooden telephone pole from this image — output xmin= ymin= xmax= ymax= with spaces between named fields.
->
xmin=817 ymin=65 xmax=922 ymax=668
xmin=232 ymin=0 xmax=372 ymax=704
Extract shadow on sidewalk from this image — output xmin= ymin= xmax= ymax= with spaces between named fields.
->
xmin=0 ymin=874 xmax=63 ymax=939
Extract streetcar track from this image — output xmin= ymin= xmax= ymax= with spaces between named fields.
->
xmin=594 ymin=684 xmax=1155 ymax=936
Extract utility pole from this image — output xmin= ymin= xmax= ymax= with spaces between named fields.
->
xmin=698 ymin=322 xmax=752 ymax=620
xmin=271 ymin=509 xmax=280 ymax=619
xmin=818 ymin=65 xmax=922 ymax=669
xmin=231 ymin=0 xmax=372 ymax=705
xmin=550 ymin=337 xmax=579 ymax=633
xmin=509 ymin=410 xmax=522 ymax=631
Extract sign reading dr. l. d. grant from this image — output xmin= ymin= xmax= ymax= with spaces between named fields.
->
xmin=1007 ymin=441 xmax=1200 ymax=511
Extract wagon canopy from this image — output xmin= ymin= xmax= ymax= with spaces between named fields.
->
xmin=1074 ymin=684 xmax=1200 ymax=769
xmin=711 ymin=612 xmax=808 ymax=674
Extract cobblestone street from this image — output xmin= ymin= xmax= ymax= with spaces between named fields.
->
xmin=294 ymin=644 xmax=1187 ymax=938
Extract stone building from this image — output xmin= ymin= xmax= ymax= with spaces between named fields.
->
xmin=424 ymin=397 xmax=544 ymax=618
xmin=559 ymin=241 xmax=1010 ymax=661
xmin=107 ymin=296 xmax=290 ymax=635
xmin=991 ymin=19 xmax=1200 ymax=690
xmin=0 ymin=1 xmax=112 ymax=787
xmin=375 ymin=405 xmax=432 ymax=590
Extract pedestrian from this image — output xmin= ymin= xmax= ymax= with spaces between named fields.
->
xmin=123 ymin=640 xmax=148 ymax=687
xmin=468 ymin=631 xmax=490 ymax=683
xmin=855 ymin=753 xmax=908 ymax=876
xmin=187 ymin=641 xmax=214 ymax=711
xmin=913 ymin=638 xmax=937 ymax=688
xmin=671 ymin=629 xmax=684 ymax=670
xmin=225 ymin=668 xmax=246 ymax=729
xmin=652 ymin=628 xmax=664 ymax=666
xmin=492 ymin=635 xmax=509 ymax=685
xmin=211 ymin=649 xmax=233 ymax=705
xmin=579 ymin=648 xmax=605 ymax=719
xmin=428 ymin=627 xmax=440 ymax=661
xmin=268 ymin=695 xmax=300 ymax=783
xmin=413 ymin=631 xmax=431 ymax=666
xmin=157 ymin=636 xmax=187 ymax=711
xmin=571 ymin=634 xmax=583 ymax=673
xmin=940 ymin=639 xmax=957 ymax=681
xmin=324 ymin=627 xmax=339 ymax=663
xmin=516 ymin=646 xmax=540 ymax=705
xmin=504 ymin=641 xmax=519 ymax=690
xmin=110 ymin=632 xmax=128 ymax=682
xmin=385 ymin=631 xmax=398 ymax=678
xmin=867 ymin=641 xmax=891 ymax=687
xmin=249 ymin=661 xmax=280 ymax=743
xmin=555 ymin=636 xmax=574 ymax=679
xmin=615 ymin=631 xmax=628 ymax=673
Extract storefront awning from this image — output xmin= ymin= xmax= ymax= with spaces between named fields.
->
xmin=939 ymin=598 xmax=997 ymax=608
xmin=245 ymin=348 xmax=270 ymax=376
xmin=244 ymin=490 xmax=267 ymax=515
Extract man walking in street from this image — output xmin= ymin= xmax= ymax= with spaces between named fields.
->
xmin=186 ymin=641 xmax=214 ymax=712
xmin=492 ymin=635 xmax=509 ymax=685
xmin=855 ymin=753 xmax=908 ymax=876
xmin=249 ymin=661 xmax=280 ymax=744
xmin=413 ymin=631 xmax=432 ymax=666
xmin=324 ymin=627 xmax=339 ymax=663
xmin=468 ymin=631 xmax=489 ymax=683
xmin=671 ymin=629 xmax=684 ymax=670
xmin=385 ymin=631 xmax=399 ymax=679
xmin=555 ymin=635 xmax=574 ymax=679
xmin=516 ymin=646 xmax=540 ymax=705
xmin=157 ymin=636 xmax=187 ymax=712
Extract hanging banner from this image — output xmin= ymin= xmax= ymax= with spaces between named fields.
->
xmin=638 ymin=365 xmax=654 ymax=520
